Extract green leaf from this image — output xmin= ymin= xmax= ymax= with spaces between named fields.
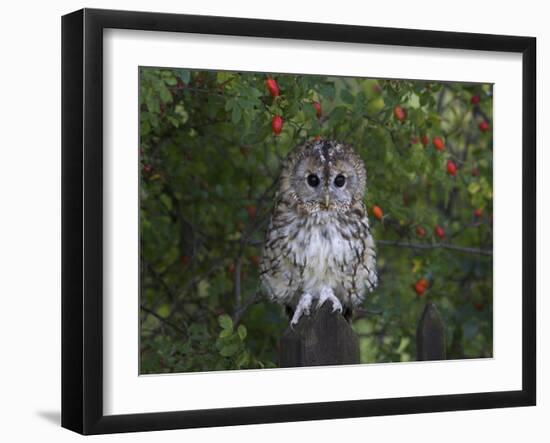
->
xmin=219 ymin=328 xmax=232 ymax=338
xmin=159 ymin=83 xmax=173 ymax=103
xmin=419 ymin=93 xmax=429 ymax=107
xmin=146 ymin=95 xmax=160 ymax=114
xmin=318 ymin=83 xmax=335 ymax=100
xmin=468 ymin=182 xmax=481 ymax=194
xmin=236 ymin=351 xmax=250 ymax=367
xmin=396 ymin=337 xmax=410 ymax=354
xmin=164 ymin=75 xmax=177 ymax=86
xmin=237 ymin=324 xmax=247 ymax=340
xmin=331 ymin=106 xmax=348 ymax=124
xmin=218 ymin=314 xmax=233 ymax=331
xmin=303 ymin=102 xmax=316 ymax=120
xmin=220 ymin=343 xmax=239 ymax=357
xmin=198 ymin=280 xmax=210 ymax=298
xmin=159 ymin=194 xmax=172 ymax=211
xmin=231 ymin=104 xmax=242 ymax=124
xmin=157 ymin=304 xmax=170 ymax=318
xmin=167 ymin=116 xmax=180 ymax=128
xmin=341 ymin=88 xmax=355 ymax=105
xmin=140 ymin=120 xmax=150 ymax=136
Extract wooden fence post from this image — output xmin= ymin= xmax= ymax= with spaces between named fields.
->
xmin=416 ymin=302 xmax=446 ymax=361
xmin=279 ymin=301 xmax=446 ymax=367
xmin=279 ymin=303 xmax=360 ymax=368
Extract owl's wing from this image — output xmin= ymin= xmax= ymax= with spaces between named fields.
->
xmin=259 ymin=198 xmax=300 ymax=305
xmin=342 ymin=202 xmax=378 ymax=306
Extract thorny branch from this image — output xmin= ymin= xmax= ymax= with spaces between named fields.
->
xmin=377 ymin=239 xmax=492 ymax=256
xmin=140 ymin=304 xmax=188 ymax=337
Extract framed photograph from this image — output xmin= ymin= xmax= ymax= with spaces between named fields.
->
xmin=61 ymin=8 xmax=536 ymax=435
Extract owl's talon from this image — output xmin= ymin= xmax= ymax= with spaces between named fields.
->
xmin=317 ymin=286 xmax=343 ymax=314
xmin=291 ymin=293 xmax=313 ymax=326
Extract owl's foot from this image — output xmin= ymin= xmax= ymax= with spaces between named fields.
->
xmin=317 ymin=286 xmax=343 ymax=313
xmin=290 ymin=293 xmax=313 ymax=326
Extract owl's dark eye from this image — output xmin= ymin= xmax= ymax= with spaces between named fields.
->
xmin=334 ymin=174 xmax=346 ymax=187
xmin=307 ymin=174 xmax=320 ymax=187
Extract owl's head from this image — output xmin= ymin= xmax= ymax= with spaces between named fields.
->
xmin=280 ymin=140 xmax=367 ymax=213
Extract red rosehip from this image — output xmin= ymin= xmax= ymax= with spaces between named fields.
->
xmin=410 ymin=136 xmax=419 ymax=145
xmin=447 ymin=160 xmax=457 ymax=176
xmin=313 ymin=101 xmax=322 ymax=118
xmin=433 ymin=137 xmax=445 ymax=151
xmin=414 ymin=281 xmax=426 ymax=296
xmin=266 ymin=78 xmax=280 ymax=97
xmin=372 ymin=84 xmax=382 ymax=94
xmin=393 ymin=105 xmax=407 ymax=122
xmin=479 ymin=120 xmax=490 ymax=132
xmin=416 ymin=225 xmax=426 ymax=238
xmin=434 ymin=225 xmax=445 ymax=239
xmin=143 ymin=164 xmax=154 ymax=175
xmin=246 ymin=205 xmax=257 ymax=220
xmin=418 ymin=278 xmax=429 ymax=289
xmin=470 ymin=95 xmax=480 ymax=105
xmin=271 ymin=115 xmax=283 ymax=135
xmin=180 ymin=255 xmax=190 ymax=267
xmin=420 ymin=135 xmax=430 ymax=146
xmin=372 ymin=205 xmax=384 ymax=220
xmin=474 ymin=208 xmax=483 ymax=218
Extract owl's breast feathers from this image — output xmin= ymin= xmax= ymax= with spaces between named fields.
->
xmin=260 ymin=200 xmax=377 ymax=308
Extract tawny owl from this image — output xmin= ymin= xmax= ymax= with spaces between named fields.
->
xmin=260 ymin=139 xmax=377 ymax=325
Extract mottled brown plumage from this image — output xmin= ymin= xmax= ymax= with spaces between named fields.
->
xmin=260 ymin=140 xmax=377 ymax=325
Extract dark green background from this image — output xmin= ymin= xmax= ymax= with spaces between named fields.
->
xmin=139 ymin=67 xmax=493 ymax=374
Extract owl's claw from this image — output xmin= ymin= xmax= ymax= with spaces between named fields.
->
xmin=290 ymin=293 xmax=313 ymax=326
xmin=317 ymin=286 xmax=343 ymax=313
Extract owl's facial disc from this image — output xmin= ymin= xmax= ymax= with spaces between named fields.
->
xmin=289 ymin=140 xmax=366 ymax=213
xmin=296 ymin=165 xmax=354 ymax=211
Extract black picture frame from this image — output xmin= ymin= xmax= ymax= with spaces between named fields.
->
xmin=62 ymin=8 xmax=536 ymax=435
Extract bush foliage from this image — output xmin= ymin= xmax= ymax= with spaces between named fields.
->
xmin=139 ymin=67 xmax=493 ymax=373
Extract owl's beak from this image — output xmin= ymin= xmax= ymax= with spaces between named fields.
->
xmin=324 ymin=194 xmax=330 ymax=209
